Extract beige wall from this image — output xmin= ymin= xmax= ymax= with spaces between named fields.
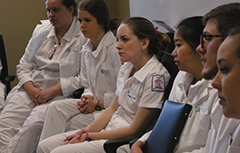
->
xmin=0 ymin=0 xmax=129 ymax=87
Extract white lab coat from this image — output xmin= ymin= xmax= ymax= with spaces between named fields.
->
xmin=0 ymin=17 xmax=87 ymax=153
xmin=38 ymin=31 xmax=122 ymax=142
xmin=16 ymin=18 xmax=87 ymax=101
xmin=138 ymin=71 xmax=218 ymax=153
xmin=80 ymin=31 xmax=122 ymax=108
xmin=205 ymin=103 xmax=240 ymax=153
xmin=37 ymin=55 xmax=170 ymax=153
xmin=170 ymin=71 xmax=218 ymax=153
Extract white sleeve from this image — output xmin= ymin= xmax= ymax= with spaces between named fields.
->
xmin=138 ymin=131 xmax=152 ymax=145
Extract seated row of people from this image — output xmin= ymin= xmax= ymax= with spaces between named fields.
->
xmin=0 ymin=0 xmax=240 ymax=153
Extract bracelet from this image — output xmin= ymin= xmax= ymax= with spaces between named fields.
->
xmin=85 ymin=132 xmax=92 ymax=141
xmin=95 ymin=100 xmax=102 ymax=111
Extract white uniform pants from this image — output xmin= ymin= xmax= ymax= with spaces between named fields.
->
xmin=39 ymin=99 xmax=96 ymax=142
xmin=0 ymin=88 xmax=36 ymax=153
xmin=0 ymin=87 xmax=64 ymax=153
xmin=38 ymin=130 xmax=130 ymax=153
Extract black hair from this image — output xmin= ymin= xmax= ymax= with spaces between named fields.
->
xmin=176 ymin=16 xmax=204 ymax=50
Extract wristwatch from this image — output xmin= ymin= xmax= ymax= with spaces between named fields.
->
xmin=85 ymin=132 xmax=92 ymax=141
xmin=95 ymin=100 xmax=102 ymax=111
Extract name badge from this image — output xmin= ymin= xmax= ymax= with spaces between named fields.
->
xmin=100 ymin=69 xmax=110 ymax=76
xmin=196 ymin=107 xmax=209 ymax=115
xmin=127 ymin=89 xmax=136 ymax=99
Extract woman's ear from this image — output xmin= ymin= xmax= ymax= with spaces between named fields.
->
xmin=141 ymin=38 xmax=150 ymax=51
xmin=68 ymin=5 xmax=74 ymax=14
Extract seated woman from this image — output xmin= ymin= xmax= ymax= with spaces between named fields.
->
xmin=131 ymin=16 xmax=219 ymax=153
xmin=38 ymin=0 xmax=122 ymax=143
xmin=37 ymin=17 xmax=171 ymax=153
xmin=0 ymin=0 xmax=87 ymax=153
xmin=211 ymin=26 xmax=240 ymax=153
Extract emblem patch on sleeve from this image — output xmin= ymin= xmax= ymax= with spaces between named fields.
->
xmin=152 ymin=75 xmax=165 ymax=92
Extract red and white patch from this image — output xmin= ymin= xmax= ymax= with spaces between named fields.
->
xmin=152 ymin=75 xmax=165 ymax=92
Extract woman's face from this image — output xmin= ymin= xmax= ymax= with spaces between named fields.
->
xmin=78 ymin=10 xmax=104 ymax=40
xmin=46 ymin=0 xmax=73 ymax=29
xmin=116 ymin=23 xmax=145 ymax=63
xmin=212 ymin=36 xmax=240 ymax=119
xmin=172 ymin=29 xmax=201 ymax=73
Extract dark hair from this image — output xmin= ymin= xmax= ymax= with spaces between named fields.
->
xmin=121 ymin=17 xmax=171 ymax=60
xmin=176 ymin=16 xmax=204 ymax=50
xmin=78 ymin=0 xmax=117 ymax=33
xmin=45 ymin=0 xmax=77 ymax=16
xmin=203 ymin=3 xmax=240 ymax=39
xmin=227 ymin=27 xmax=240 ymax=58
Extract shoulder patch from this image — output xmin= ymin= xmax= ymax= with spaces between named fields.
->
xmin=152 ymin=75 xmax=165 ymax=92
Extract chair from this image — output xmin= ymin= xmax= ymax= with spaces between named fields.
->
xmin=0 ymin=34 xmax=15 ymax=97
xmin=142 ymin=100 xmax=192 ymax=153
xmin=104 ymin=100 xmax=192 ymax=153
xmin=161 ymin=32 xmax=179 ymax=101
xmin=70 ymin=87 xmax=85 ymax=98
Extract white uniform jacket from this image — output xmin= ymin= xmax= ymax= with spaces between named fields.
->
xmin=138 ymin=71 xmax=218 ymax=153
xmin=15 ymin=18 xmax=87 ymax=105
xmin=169 ymin=71 xmax=218 ymax=152
xmin=105 ymin=55 xmax=170 ymax=131
xmin=80 ymin=31 xmax=121 ymax=108
xmin=205 ymin=103 xmax=240 ymax=153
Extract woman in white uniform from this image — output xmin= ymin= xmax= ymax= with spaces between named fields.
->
xmin=211 ymin=26 xmax=240 ymax=153
xmin=38 ymin=0 xmax=122 ymax=144
xmin=0 ymin=0 xmax=87 ymax=153
xmin=131 ymin=16 xmax=219 ymax=153
xmin=37 ymin=17 xmax=171 ymax=153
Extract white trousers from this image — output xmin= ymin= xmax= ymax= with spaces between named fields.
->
xmin=38 ymin=130 xmax=130 ymax=153
xmin=0 ymin=87 xmax=64 ymax=153
xmin=39 ymin=99 xmax=96 ymax=142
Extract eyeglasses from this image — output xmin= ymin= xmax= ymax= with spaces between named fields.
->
xmin=200 ymin=34 xmax=225 ymax=49
xmin=48 ymin=43 xmax=59 ymax=60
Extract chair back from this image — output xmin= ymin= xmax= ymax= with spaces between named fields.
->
xmin=0 ymin=34 xmax=8 ymax=84
xmin=161 ymin=32 xmax=179 ymax=101
xmin=0 ymin=34 xmax=15 ymax=96
xmin=143 ymin=100 xmax=192 ymax=153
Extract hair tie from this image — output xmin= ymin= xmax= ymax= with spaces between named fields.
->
xmin=155 ymin=27 xmax=160 ymax=34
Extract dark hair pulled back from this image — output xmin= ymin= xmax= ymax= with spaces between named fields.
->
xmin=78 ymin=0 xmax=118 ymax=33
xmin=122 ymin=17 xmax=171 ymax=60
xmin=176 ymin=16 xmax=204 ymax=50
xmin=45 ymin=0 xmax=77 ymax=16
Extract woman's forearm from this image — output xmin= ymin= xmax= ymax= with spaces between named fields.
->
xmin=87 ymin=96 xmax=119 ymax=132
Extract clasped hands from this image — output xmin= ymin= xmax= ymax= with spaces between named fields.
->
xmin=64 ymin=129 xmax=88 ymax=144
xmin=77 ymin=95 xmax=96 ymax=114
xmin=28 ymin=87 xmax=55 ymax=105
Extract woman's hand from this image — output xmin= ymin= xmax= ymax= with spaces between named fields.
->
xmin=37 ymin=84 xmax=62 ymax=104
xmin=36 ymin=88 xmax=55 ymax=104
xmin=22 ymin=81 xmax=42 ymax=105
xmin=131 ymin=141 xmax=144 ymax=153
xmin=78 ymin=95 xmax=96 ymax=114
xmin=64 ymin=129 xmax=88 ymax=144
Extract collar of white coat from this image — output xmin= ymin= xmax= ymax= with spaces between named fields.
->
xmin=177 ymin=71 xmax=214 ymax=94
xmin=176 ymin=71 xmax=215 ymax=106
xmin=46 ymin=17 xmax=81 ymax=43
xmin=121 ymin=55 xmax=160 ymax=83
xmin=82 ymin=31 xmax=115 ymax=58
